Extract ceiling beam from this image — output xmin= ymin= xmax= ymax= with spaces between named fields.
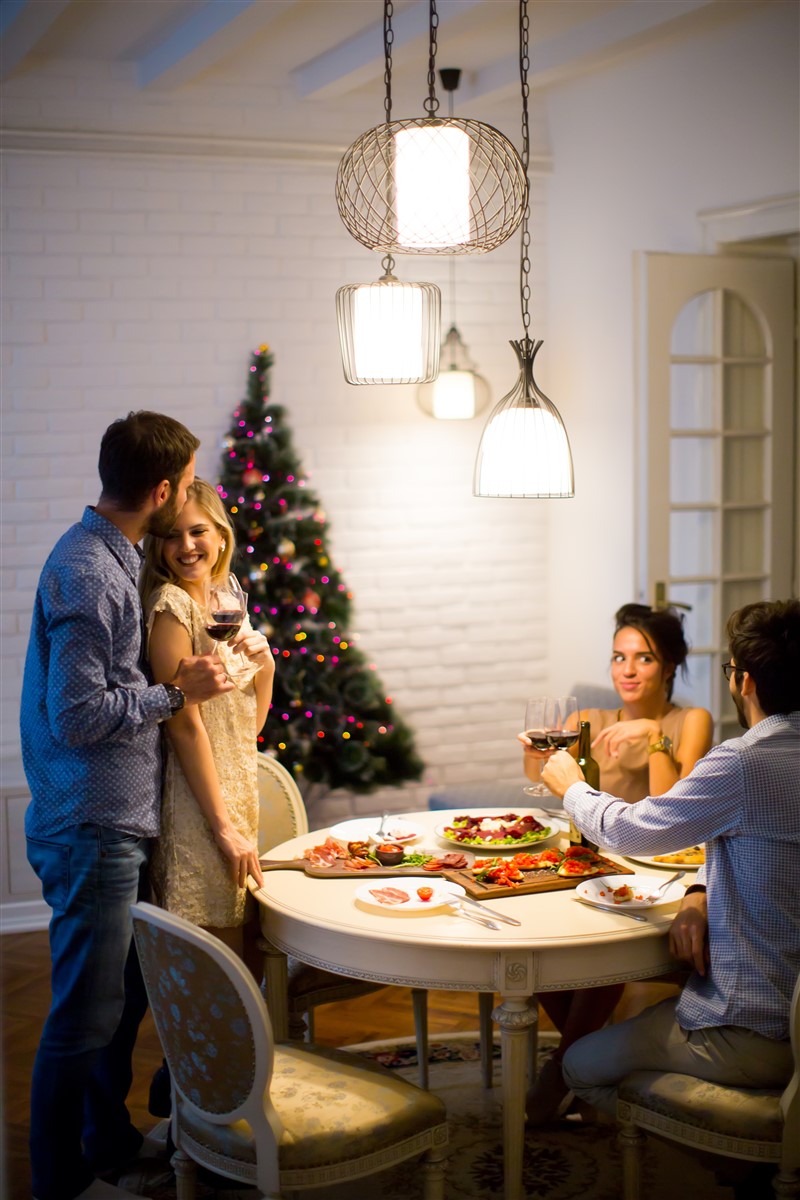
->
xmin=0 ymin=0 xmax=72 ymax=81
xmin=136 ymin=0 xmax=294 ymax=89
xmin=458 ymin=0 xmax=719 ymax=106
xmin=292 ymin=0 xmax=485 ymax=100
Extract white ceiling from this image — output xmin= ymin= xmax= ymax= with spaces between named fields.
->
xmin=0 ymin=0 xmax=771 ymax=144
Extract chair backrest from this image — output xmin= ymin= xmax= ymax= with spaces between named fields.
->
xmin=257 ymin=753 xmax=309 ymax=855
xmin=131 ymin=902 xmax=282 ymax=1138
xmin=781 ymin=969 xmax=800 ymax=1168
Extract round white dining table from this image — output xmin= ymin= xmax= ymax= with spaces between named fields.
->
xmin=251 ymin=809 xmax=682 ymax=1200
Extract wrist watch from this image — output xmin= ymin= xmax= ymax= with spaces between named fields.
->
xmin=647 ymin=733 xmax=673 ymax=757
xmin=163 ymin=682 xmax=185 ymax=714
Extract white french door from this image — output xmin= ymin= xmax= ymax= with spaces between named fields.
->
xmin=636 ymin=252 xmax=796 ymax=741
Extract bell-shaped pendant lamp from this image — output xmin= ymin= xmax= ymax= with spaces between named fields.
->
xmin=474 ymin=0 xmax=574 ymax=498
xmin=417 ymin=324 xmax=490 ymax=419
xmin=474 ymin=338 xmax=574 ymax=497
xmin=336 ymin=255 xmax=441 ymax=385
xmin=336 ymin=4 xmax=526 ymax=256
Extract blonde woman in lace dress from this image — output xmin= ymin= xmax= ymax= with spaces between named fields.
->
xmin=140 ymin=479 xmax=274 ymax=970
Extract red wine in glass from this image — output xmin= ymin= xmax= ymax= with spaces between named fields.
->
xmin=524 ymin=730 xmax=552 ymax=752
xmin=206 ymin=611 xmax=242 ymax=642
xmin=546 ymin=729 xmax=580 ymax=751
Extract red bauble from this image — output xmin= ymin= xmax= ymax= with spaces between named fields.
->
xmin=243 ymin=468 xmax=262 ymax=486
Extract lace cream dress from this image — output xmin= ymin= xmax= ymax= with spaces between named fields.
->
xmin=148 ymin=583 xmax=260 ymax=927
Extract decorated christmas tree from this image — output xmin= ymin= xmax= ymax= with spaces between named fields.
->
xmin=216 ymin=345 xmax=424 ymax=794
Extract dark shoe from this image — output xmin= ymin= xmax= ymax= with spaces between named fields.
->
xmin=148 ymin=1061 xmax=171 ymax=1118
xmin=526 ymin=1053 xmax=572 ymax=1125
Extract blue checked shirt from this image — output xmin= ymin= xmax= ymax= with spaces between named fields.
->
xmin=22 ymin=507 xmax=173 ymax=839
xmin=564 ymin=712 xmax=800 ymax=1040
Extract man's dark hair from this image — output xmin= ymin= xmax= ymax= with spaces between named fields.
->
xmin=98 ymin=412 xmax=199 ymax=509
xmin=614 ymin=603 xmax=690 ymax=700
xmin=726 ymin=599 xmax=800 ymax=716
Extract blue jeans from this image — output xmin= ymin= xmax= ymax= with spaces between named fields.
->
xmin=27 ymin=824 xmax=152 ymax=1200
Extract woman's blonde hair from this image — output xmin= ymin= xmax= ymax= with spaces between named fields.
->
xmin=140 ymin=478 xmax=235 ymax=612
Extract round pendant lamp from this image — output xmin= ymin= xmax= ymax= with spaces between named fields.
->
xmin=335 ymin=2 xmax=527 ymax=256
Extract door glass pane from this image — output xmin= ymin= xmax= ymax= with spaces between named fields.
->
xmin=682 ymin=652 xmax=713 ymax=711
xmin=670 ymin=437 xmax=715 ymax=503
xmin=671 ymin=290 xmax=715 ymax=356
xmin=722 ymin=579 xmax=766 ymax=633
xmin=670 ymin=363 xmax=715 ymax=429
xmin=723 ymin=365 xmax=767 ymax=431
xmin=723 ymin=291 xmax=764 ymax=358
xmin=670 ymin=582 xmax=715 ymax=648
xmin=723 ymin=438 xmax=766 ymax=504
xmin=722 ymin=510 xmax=765 ymax=575
xmin=670 ymin=510 xmax=715 ymax=576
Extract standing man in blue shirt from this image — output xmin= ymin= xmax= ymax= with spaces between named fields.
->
xmin=22 ymin=411 xmax=234 ymax=1200
xmin=541 ymin=598 xmax=800 ymax=1117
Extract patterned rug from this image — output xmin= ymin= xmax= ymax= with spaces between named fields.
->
xmin=119 ymin=1033 xmax=741 ymax=1199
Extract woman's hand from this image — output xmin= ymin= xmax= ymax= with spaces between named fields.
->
xmin=592 ymin=718 xmax=660 ymax=759
xmin=214 ymin=825 xmax=264 ymax=889
xmin=230 ymin=629 xmax=274 ymax=673
xmin=517 ymin=731 xmax=554 ymax=788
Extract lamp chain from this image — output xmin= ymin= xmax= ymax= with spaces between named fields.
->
xmin=383 ymin=0 xmax=394 ymax=123
xmin=518 ymin=0 xmax=532 ymax=340
xmin=424 ymin=1 xmax=440 ymax=115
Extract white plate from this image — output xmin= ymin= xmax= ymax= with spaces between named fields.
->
xmin=328 ymin=817 xmax=425 ymax=845
xmin=576 ymin=873 xmax=685 ymax=910
xmin=355 ymin=878 xmax=467 ymax=912
xmin=624 ymin=848 xmax=704 ymax=872
xmin=434 ymin=811 xmax=565 ymax=852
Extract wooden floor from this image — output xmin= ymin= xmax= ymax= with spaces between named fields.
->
xmin=1 ymin=930 xmax=673 ymax=1200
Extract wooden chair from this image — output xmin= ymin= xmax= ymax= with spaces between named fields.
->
xmin=131 ymin=901 xmax=448 ymax=1200
xmin=617 ymin=972 xmax=800 ymax=1199
xmin=255 ymin=754 xmax=496 ymax=1089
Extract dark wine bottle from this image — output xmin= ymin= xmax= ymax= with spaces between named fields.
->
xmin=570 ymin=720 xmax=600 ymax=850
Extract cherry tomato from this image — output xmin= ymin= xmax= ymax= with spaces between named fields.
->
xmin=416 ymin=886 xmax=434 ymax=902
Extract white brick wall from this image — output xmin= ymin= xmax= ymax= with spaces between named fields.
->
xmin=1 ymin=143 xmax=552 ymax=818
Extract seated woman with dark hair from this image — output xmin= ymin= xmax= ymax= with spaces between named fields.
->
xmin=518 ymin=602 xmax=713 ymax=1124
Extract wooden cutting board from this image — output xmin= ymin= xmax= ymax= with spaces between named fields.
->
xmin=259 ymin=857 xmax=444 ymax=880
xmin=438 ymin=856 xmax=634 ymax=900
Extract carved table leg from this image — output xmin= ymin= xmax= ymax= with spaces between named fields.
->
xmin=258 ymin=932 xmax=289 ymax=1041
xmin=493 ymin=993 xmax=538 ymax=1200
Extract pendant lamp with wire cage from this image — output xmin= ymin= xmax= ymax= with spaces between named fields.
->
xmin=473 ymin=0 xmax=574 ymax=498
xmin=336 ymin=0 xmax=527 ymax=256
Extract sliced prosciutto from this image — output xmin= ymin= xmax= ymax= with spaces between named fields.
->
xmin=368 ymin=887 xmax=410 ymax=905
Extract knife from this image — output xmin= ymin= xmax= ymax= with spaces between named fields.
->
xmin=574 ymin=897 xmax=649 ymax=923
xmin=453 ymin=894 xmax=522 ymax=926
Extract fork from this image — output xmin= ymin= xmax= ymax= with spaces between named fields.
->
xmin=645 ymin=870 xmax=685 ymax=902
xmin=376 ymin=812 xmax=391 ymax=837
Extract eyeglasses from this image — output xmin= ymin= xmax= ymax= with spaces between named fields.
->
xmin=721 ymin=661 xmax=743 ymax=681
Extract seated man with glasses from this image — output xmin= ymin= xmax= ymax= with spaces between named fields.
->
xmin=540 ymin=598 xmax=800 ymax=1118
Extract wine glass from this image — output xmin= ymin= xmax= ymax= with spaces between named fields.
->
xmin=204 ymin=573 xmax=247 ymax=659
xmin=522 ymin=695 xmax=580 ymax=796
xmin=522 ymin=697 xmax=556 ymax=796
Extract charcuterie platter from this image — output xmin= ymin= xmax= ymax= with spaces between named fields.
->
xmin=258 ymin=836 xmax=472 ymax=879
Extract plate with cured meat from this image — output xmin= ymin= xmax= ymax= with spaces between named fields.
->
xmin=624 ymin=846 xmax=705 ymax=871
xmin=435 ymin=811 xmax=564 ymax=851
xmin=355 ymin=878 xmax=467 ymax=912
xmin=576 ymin=874 xmax=685 ymax=910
